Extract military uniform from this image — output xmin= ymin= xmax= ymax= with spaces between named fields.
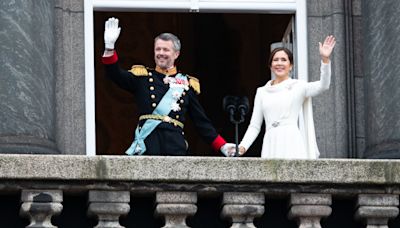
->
xmin=102 ymin=51 xmax=226 ymax=156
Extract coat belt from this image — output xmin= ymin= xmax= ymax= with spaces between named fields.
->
xmin=139 ymin=114 xmax=184 ymax=129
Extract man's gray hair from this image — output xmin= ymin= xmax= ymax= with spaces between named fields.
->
xmin=155 ymin=33 xmax=181 ymax=52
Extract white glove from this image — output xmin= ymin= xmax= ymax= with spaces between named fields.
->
xmin=220 ymin=143 xmax=237 ymax=157
xmin=104 ymin=17 xmax=121 ymax=50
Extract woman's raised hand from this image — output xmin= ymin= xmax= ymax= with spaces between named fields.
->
xmin=319 ymin=35 xmax=336 ymax=63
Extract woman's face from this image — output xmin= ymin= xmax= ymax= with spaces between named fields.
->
xmin=270 ymin=50 xmax=293 ymax=79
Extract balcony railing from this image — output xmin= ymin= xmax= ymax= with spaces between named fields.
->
xmin=0 ymin=154 xmax=399 ymax=227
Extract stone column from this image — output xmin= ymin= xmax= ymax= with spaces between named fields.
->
xmin=0 ymin=0 xmax=57 ymax=154
xmin=362 ymin=1 xmax=400 ymax=158
xmin=288 ymin=193 xmax=332 ymax=228
xmin=20 ymin=190 xmax=63 ymax=228
xmin=221 ymin=192 xmax=265 ymax=228
xmin=355 ymin=194 xmax=399 ymax=228
xmin=155 ymin=191 xmax=197 ymax=228
xmin=87 ymin=190 xmax=130 ymax=228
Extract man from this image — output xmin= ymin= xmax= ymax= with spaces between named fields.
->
xmin=102 ymin=17 xmax=235 ymax=156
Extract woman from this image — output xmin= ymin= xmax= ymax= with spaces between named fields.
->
xmin=238 ymin=35 xmax=336 ymax=159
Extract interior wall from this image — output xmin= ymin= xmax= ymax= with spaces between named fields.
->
xmin=94 ymin=12 xmax=291 ymax=156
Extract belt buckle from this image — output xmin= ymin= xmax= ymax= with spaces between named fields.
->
xmin=163 ymin=116 xmax=172 ymax=123
xmin=272 ymin=121 xmax=280 ymax=128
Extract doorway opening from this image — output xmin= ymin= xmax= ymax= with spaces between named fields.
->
xmin=94 ymin=12 xmax=292 ymax=156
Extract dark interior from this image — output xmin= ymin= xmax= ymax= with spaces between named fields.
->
xmin=94 ymin=12 xmax=292 ymax=156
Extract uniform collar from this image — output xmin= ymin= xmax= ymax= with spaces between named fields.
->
xmin=155 ymin=66 xmax=177 ymax=75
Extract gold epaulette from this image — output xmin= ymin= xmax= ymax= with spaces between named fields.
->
xmin=188 ymin=75 xmax=201 ymax=94
xmin=128 ymin=65 xmax=149 ymax=76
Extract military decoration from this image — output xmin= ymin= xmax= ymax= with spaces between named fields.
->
xmin=163 ymin=73 xmax=189 ymax=112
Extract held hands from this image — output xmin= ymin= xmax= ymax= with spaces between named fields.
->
xmin=220 ymin=143 xmax=247 ymax=157
xmin=238 ymin=145 xmax=246 ymax=156
xmin=104 ymin=17 xmax=121 ymax=50
xmin=220 ymin=143 xmax=237 ymax=157
xmin=319 ymin=35 xmax=336 ymax=63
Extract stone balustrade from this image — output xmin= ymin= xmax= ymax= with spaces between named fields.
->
xmin=0 ymin=155 xmax=400 ymax=227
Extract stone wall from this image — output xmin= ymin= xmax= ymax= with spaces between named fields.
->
xmin=307 ymin=0 xmax=350 ymax=158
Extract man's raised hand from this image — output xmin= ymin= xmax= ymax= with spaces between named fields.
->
xmin=104 ymin=17 xmax=121 ymax=50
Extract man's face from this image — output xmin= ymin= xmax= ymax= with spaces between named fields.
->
xmin=154 ymin=39 xmax=180 ymax=70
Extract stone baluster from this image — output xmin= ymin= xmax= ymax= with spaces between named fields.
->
xmin=288 ymin=193 xmax=332 ymax=228
xmin=19 ymin=189 xmax=63 ymax=228
xmin=87 ymin=190 xmax=130 ymax=228
xmin=155 ymin=191 xmax=197 ymax=228
xmin=221 ymin=192 xmax=265 ymax=228
xmin=355 ymin=194 xmax=399 ymax=228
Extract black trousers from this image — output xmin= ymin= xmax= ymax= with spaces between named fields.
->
xmin=144 ymin=128 xmax=187 ymax=156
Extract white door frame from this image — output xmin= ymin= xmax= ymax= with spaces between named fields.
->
xmin=84 ymin=0 xmax=308 ymax=156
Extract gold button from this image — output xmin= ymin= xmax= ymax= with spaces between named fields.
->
xmin=152 ymin=103 xmax=157 ymax=107
xmin=176 ymin=115 xmax=180 ymax=119
xmin=151 ymin=94 xmax=156 ymax=99
xmin=150 ymin=86 xmax=154 ymax=91
xmin=149 ymin=78 xmax=154 ymax=82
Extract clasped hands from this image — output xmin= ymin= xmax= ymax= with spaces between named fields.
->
xmin=220 ymin=143 xmax=247 ymax=157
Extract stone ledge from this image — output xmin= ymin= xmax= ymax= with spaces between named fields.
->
xmin=0 ymin=155 xmax=400 ymax=185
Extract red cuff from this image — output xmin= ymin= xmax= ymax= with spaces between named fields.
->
xmin=211 ymin=135 xmax=226 ymax=152
xmin=101 ymin=51 xmax=118 ymax=64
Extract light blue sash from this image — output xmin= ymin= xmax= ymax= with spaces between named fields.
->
xmin=126 ymin=73 xmax=187 ymax=155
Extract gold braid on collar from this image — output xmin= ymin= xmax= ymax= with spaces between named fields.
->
xmin=155 ymin=66 xmax=177 ymax=75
